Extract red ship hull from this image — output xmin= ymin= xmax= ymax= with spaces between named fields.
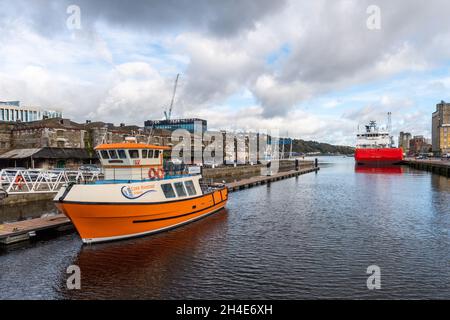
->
xmin=354 ymin=148 xmax=403 ymax=165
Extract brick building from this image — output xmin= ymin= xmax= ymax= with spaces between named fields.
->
xmin=0 ymin=118 xmax=172 ymax=169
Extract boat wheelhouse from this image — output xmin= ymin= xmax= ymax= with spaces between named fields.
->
xmin=356 ymin=121 xmax=393 ymax=149
xmin=54 ymin=139 xmax=228 ymax=244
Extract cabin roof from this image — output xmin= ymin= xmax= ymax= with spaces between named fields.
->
xmin=95 ymin=143 xmax=171 ymax=150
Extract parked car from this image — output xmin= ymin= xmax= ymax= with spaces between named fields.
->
xmin=79 ymin=165 xmax=102 ymax=174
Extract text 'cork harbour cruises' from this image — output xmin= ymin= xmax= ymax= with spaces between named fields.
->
xmin=54 ymin=138 xmax=228 ymax=244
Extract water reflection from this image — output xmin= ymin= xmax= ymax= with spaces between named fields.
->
xmin=60 ymin=209 xmax=229 ymax=299
xmin=354 ymin=165 xmax=403 ymax=174
xmin=1 ymin=157 xmax=450 ymax=299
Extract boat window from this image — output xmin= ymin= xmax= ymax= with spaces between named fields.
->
xmin=148 ymin=150 xmax=154 ymax=158
xmin=96 ymin=151 xmax=103 ymax=159
xmin=100 ymin=150 xmax=110 ymax=159
xmin=118 ymin=149 xmax=127 ymax=159
xmin=174 ymin=182 xmax=187 ymax=197
xmin=142 ymin=149 xmax=148 ymax=158
xmin=128 ymin=149 xmax=140 ymax=159
xmin=161 ymin=183 xmax=176 ymax=198
xmin=154 ymin=150 xmax=160 ymax=158
xmin=184 ymin=180 xmax=197 ymax=196
xmin=108 ymin=150 xmax=118 ymax=159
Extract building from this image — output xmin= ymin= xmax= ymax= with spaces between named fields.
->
xmin=144 ymin=118 xmax=207 ymax=133
xmin=0 ymin=122 xmax=14 ymax=154
xmin=398 ymin=131 xmax=412 ymax=154
xmin=0 ymin=147 xmax=94 ymax=169
xmin=0 ymin=118 xmax=172 ymax=169
xmin=409 ymin=135 xmax=432 ymax=155
xmin=12 ymin=118 xmax=87 ymax=149
xmin=432 ymin=100 xmax=450 ymax=156
xmin=0 ymin=101 xmax=62 ymax=122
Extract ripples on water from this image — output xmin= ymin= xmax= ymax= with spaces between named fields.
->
xmin=0 ymin=157 xmax=449 ymax=299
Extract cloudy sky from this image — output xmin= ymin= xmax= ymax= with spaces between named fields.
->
xmin=1 ymin=0 xmax=450 ymax=145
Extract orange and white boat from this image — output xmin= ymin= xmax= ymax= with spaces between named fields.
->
xmin=54 ymin=138 xmax=228 ymax=244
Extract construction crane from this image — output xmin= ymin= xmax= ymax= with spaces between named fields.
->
xmin=164 ymin=73 xmax=179 ymax=121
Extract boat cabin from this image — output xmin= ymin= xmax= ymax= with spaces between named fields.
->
xmin=95 ymin=139 xmax=171 ymax=181
xmin=356 ymin=121 xmax=392 ymax=149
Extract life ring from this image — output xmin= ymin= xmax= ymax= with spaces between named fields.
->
xmin=157 ymin=168 xmax=165 ymax=180
xmin=15 ymin=175 xmax=25 ymax=190
xmin=148 ymin=168 xmax=156 ymax=180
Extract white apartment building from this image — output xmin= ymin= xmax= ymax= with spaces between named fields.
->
xmin=0 ymin=101 xmax=62 ymax=122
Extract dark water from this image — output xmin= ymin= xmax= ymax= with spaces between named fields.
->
xmin=1 ymin=157 xmax=449 ymax=299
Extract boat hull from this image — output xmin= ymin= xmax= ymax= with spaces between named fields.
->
xmin=55 ymin=188 xmax=228 ymax=244
xmin=354 ymin=148 xmax=403 ymax=165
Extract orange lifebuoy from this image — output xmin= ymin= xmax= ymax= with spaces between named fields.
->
xmin=15 ymin=175 xmax=25 ymax=190
xmin=148 ymin=168 xmax=156 ymax=180
xmin=157 ymin=168 xmax=165 ymax=180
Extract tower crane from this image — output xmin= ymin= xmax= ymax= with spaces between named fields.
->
xmin=164 ymin=74 xmax=179 ymax=121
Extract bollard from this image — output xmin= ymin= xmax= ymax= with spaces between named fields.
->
xmin=295 ymin=159 xmax=299 ymax=171
xmin=315 ymin=158 xmax=318 ymax=168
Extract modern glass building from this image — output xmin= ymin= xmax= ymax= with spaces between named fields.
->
xmin=0 ymin=101 xmax=63 ymax=122
xmin=144 ymin=118 xmax=207 ymax=133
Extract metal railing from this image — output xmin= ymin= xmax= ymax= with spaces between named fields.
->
xmin=0 ymin=169 xmax=102 ymax=195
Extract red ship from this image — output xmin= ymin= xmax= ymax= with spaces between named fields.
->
xmin=355 ymin=118 xmax=403 ymax=165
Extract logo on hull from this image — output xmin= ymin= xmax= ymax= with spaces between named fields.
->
xmin=121 ymin=184 xmax=156 ymax=199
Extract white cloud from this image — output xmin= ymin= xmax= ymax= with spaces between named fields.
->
xmin=1 ymin=0 xmax=450 ymax=145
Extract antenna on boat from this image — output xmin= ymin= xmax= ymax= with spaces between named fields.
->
xmin=387 ymin=112 xmax=392 ymax=132
xmin=387 ymin=112 xmax=394 ymax=147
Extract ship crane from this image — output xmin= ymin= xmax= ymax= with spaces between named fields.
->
xmin=164 ymin=73 xmax=180 ymax=121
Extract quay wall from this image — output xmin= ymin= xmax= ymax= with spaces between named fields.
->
xmin=202 ymin=160 xmax=314 ymax=181
xmin=1 ymin=193 xmax=56 ymax=205
xmin=404 ymin=159 xmax=450 ymax=177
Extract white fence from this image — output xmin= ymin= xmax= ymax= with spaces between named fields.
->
xmin=0 ymin=169 xmax=102 ymax=195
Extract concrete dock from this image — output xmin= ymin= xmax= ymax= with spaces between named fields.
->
xmin=0 ymin=166 xmax=319 ymax=245
xmin=403 ymin=159 xmax=450 ymax=177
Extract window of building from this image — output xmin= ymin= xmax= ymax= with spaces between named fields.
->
xmin=128 ymin=149 xmax=139 ymax=159
xmin=142 ymin=149 xmax=148 ymax=158
xmin=161 ymin=183 xmax=176 ymax=198
xmin=100 ymin=150 xmax=110 ymax=159
xmin=108 ymin=150 xmax=118 ymax=159
xmin=184 ymin=180 xmax=197 ymax=196
xmin=118 ymin=150 xmax=127 ymax=159
xmin=174 ymin=182 xmax=187 ymax=197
